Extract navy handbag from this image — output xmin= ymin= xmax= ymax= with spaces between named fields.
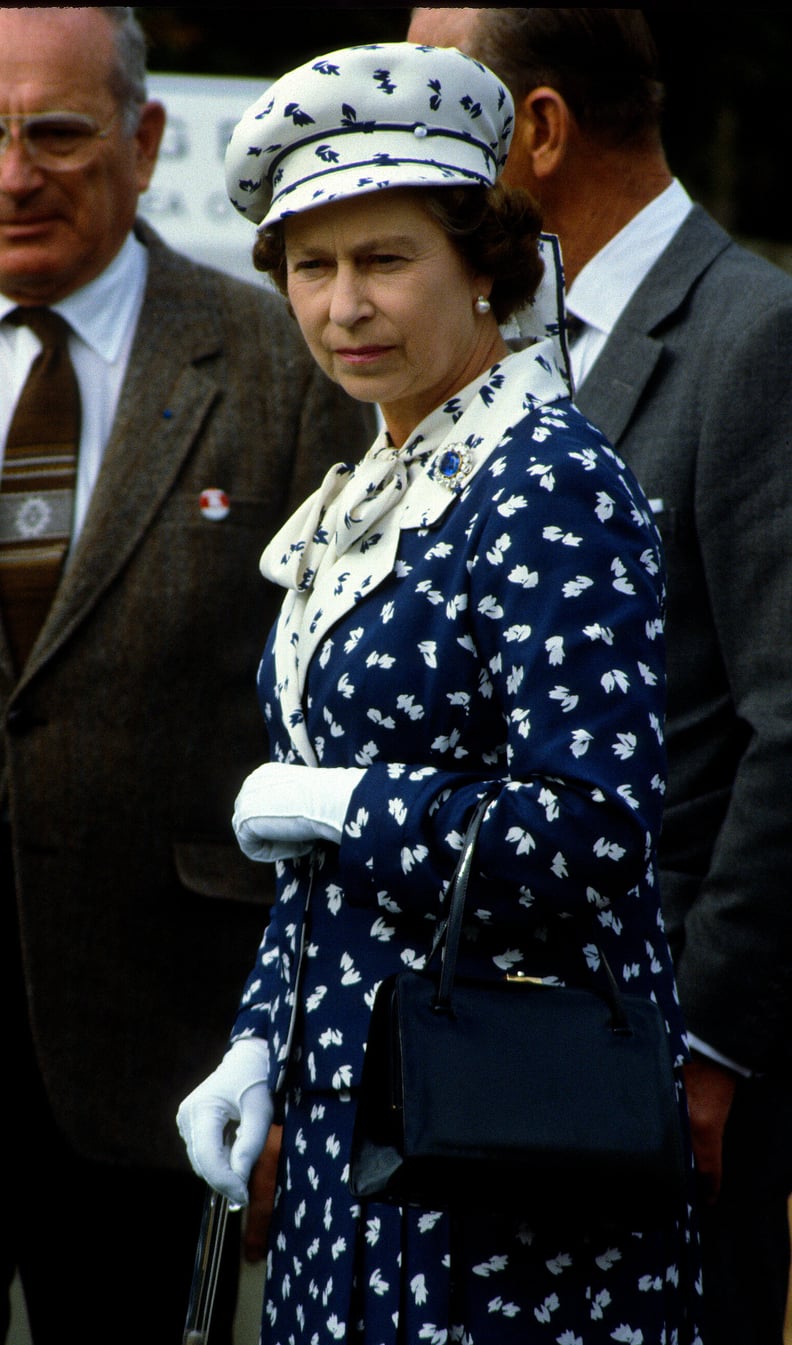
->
xmin=349 ymin=796 xmax=687 ymax=1227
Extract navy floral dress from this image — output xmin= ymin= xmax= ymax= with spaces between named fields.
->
xmin=230 ymin=340 xmax=703 ymax=1344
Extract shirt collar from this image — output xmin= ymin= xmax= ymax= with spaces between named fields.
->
xmin=567 ymin=179 xmax=693 ymax=336
xmin=0 ymin=230 xmax=148 ymax=363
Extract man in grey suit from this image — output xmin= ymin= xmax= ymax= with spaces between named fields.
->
xmin=406 ymin=9 xmax=792 ymax=1344
xmin=0 ymin=8 xmax=374 ymax=1343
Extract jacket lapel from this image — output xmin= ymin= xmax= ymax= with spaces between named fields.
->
xmin=11 ymin=227 xmax=225 ymax=687
xmin=575 ymin=205 xmax=732 ymax=445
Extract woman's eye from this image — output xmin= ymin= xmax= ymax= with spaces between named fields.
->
xmin=293 ymin=258 xmax=330 ymax=273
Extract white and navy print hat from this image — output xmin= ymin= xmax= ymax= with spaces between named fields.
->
xmin=225 ymin=42 xmax=514 ymax=228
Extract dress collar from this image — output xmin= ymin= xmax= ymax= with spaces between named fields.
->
xmin=263 ymin=337 xmax=571 ymax=765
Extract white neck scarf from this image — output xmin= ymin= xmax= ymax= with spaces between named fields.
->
xmin=260 ymin=235 xmax=572 ymax=765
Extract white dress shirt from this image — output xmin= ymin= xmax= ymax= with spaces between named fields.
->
xmin=566 ymin=178 xmax=693 ymax=387
xmin=0 ymin=231 xmax=148 ymax=547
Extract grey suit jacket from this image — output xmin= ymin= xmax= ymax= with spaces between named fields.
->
xmin=575 ymin=204 xmax=792 ymax=1074
xmin=2 ymin=223 xmax=375 ymax=1167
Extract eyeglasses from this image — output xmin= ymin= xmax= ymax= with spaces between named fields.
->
xmin=0 ymin=110 xmax=120 ymax=171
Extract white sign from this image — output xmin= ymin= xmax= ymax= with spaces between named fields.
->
xmin=141 ymin=73 xmax=271 ymax=283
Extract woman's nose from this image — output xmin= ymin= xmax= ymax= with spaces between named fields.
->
xmin=328 ymin=267 xmax=373 ymax=327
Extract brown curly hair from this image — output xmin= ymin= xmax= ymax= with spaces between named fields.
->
xmin=252 ymin=183 xmax=545 ymax=325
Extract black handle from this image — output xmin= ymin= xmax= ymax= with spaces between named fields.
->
xmin=431 ymin=792 xmax=632 ymax=1035
xmin=436 ymin=794 xmax=491 ymax=1008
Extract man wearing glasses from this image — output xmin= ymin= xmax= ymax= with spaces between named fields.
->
xmin=0 ymin=8 xmax=373 ymax=1344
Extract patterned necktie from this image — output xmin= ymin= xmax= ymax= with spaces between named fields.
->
xmin=0 ymin=307 xmax=80 ymax=671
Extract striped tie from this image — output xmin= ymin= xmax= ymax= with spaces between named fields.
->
xmin=0 ymin=307 xmax=80 ymax=671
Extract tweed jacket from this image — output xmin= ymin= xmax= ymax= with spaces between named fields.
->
xmin=574 ymin=204 xmax=792 ymax=1074
xmin=1 ymin=223 xmax=375 ymax=1167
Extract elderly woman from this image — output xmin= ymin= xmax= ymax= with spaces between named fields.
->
xmin=177 ymin=43 xmax=702 ymax=1344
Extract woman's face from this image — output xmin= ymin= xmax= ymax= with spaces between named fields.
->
xmin=284 ymin=189 xmax=505 ymax=446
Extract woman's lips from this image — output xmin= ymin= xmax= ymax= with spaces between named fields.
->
xmin=334 ymin=345 xmax=394 ymax=365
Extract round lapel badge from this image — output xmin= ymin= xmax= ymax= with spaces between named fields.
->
xmin=199 ymin=488 xmax=230 ymax=521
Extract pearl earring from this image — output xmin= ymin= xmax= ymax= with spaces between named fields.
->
xmin=474 ymin=294 xmax=491 ymax=315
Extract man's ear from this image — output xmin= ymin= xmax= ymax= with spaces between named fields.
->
xmin=134 ymin=99 xmax=166 ymax=194
xmin=517 ymin=85 xmax=570 ymax=180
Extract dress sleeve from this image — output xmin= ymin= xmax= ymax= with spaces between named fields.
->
xmin=338 ymin=408 xmax=668 ymax=931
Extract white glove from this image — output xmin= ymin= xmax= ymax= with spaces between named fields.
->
xmin=232 ymin=762 xmax=364 ymax=862
xmin=176 ymin=1037 xmax=273 ymax=1207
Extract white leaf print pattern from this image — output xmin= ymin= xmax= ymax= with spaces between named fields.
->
xmin=507 ymin=665 xmax=525 ymax=694
xmin=343 ymin=626 xmax=363 ymax=652
xmin=584 ymin=622 xmax=614 ymax=644
xmin=232 ymin=341 xmax=695 ymax=1344
xmin=478 ymin=594 xmax=504 ymax=619
xmin=563 ymin=574 xmax=594 ymax=598
xmin=397 ymin=694 xmax=424 ymax=720
xmin=613 ymin=732 xmax=637 ymax=759
xmin=401 ymin=844 xmax=429 ymax=873
xmin=367 ymin=708 xmax=395 ymax=728
xmin=602 ymin=669 xmax=630 ymax=694
xmin=534 ymin=1293 xmax=560 ymax=1322
xmin=339 ymin=953 xmax=360 ymax=985
xmin=410 ymin=1274 xmax=428 ymax=1305
xmin=344 ymin=807 xmax=369 ymax=837
xmin=506 ymin=826 xmax=536 ymax=855
xmin=354 ymin=740 xmax=379 ymax=765
xmin=595 ymin=491 xmax=615 ymax=521
xmin=502 ymin=623 xmax=532 ymax=645
xmin=507 ymin=564 xmax=539 ymax=588
xmin=486 ymin=533 xmax=512 ymax=564
xmin=543 ymin=525 xmax=581 ymax=546
xmin=590 ymin=1288 xmax=612 ymax=1319
xmin=497 ymin=494 xmax=528 ymax=516
xmin=545 ymin=635 xmax=565 ymax=664
xmin=473 ymin=1255 xmax=509 ymax=1276
xmin=550 ymin=685 xmax=578 ymax=713
xmin=611 ymin=557 xmax=636 ymax=594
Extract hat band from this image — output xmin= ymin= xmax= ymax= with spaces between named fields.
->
xmin=267 ymin=121 xmax=500 ymax=181
xmin=267 ymin=119 xmax=499 ymax=187
xmin=270 ymin=155 xmax=492 ymax=218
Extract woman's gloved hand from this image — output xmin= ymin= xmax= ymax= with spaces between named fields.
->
xmin=232 ymin=762 xmax=365 ymax=862
xmin=176 ymin=1037 xmax=273 ymax=1207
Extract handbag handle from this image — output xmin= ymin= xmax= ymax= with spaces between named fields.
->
xmin=435 ymin=794 xmax=491 ymax=1007
xmin=432 ymin=793 xmax=632 ymax=1035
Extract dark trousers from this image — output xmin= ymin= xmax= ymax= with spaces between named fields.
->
xmin=698 ymin=1071 xmax=792 ymax=1345
xmin=1 ymin=828 xmax=240 ymax=1345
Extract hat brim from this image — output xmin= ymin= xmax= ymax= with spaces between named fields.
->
xmin=262 ymin=158 xmax=492 ymax=228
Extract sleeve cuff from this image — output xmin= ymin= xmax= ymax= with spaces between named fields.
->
xmin=686 ymin=1032 xmax=753 ymax=1078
